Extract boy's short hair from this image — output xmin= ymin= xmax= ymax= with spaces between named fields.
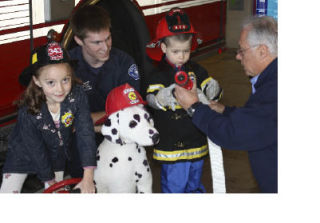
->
xmin=70 ymin=5 xmax=111 ymax=40
xmin=162 ymin=33 xmax=193 ymax=46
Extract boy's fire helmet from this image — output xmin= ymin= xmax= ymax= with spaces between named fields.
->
xmin=146 ymin=7 xmax=199 ymax=61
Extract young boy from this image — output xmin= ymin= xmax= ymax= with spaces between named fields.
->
xmin=145 ymin=8 xmax=222 ymax=193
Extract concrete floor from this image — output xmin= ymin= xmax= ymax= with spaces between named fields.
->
xmin=147 ymin=48 xmax=260 ymax=193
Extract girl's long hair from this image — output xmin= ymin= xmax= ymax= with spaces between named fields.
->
xmin=18 ymin=63 xmax=82 ymax=115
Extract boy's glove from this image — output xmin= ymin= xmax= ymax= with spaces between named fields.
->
xmin=202 ymin=78 xmax=223 ymax=101
xmin=149 ymin=84 xmax=178 ymax=111
xmin=197 ymin=88 xmax=210 ymax=105
xmin=156 ymin=84 xmax=178 ymax=110
xmin=146 ymin=94 xmax=166 ymax=111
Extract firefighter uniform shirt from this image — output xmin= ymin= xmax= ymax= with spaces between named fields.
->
xmin=69 ymin=46 xmax=140 ymax=113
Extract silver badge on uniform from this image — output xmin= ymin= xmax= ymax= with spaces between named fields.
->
xmin=82 ymin=81 xmax=92 ymax=91
xmin=128 ymin=64 xmax=140 ymax=80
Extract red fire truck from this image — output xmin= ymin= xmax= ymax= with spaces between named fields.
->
xmin=0 ymin=0 xmax=226 ymax=153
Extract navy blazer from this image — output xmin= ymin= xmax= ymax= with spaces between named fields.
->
xmin=192 ymin=59 xmax=278 ymax=193
xmin=3 ymin=85 xmax=97 ymax=182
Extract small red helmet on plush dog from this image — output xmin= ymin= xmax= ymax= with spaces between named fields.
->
xmin=105 ymin=83 xmax=146 ymax=117
xmin=95 ymin=83 xmax=146 ymax=125
xmin=146 ymin=7 xmax=199 ymax=61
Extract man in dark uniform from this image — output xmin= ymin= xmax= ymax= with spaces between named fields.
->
xmin=68 ymin=5 xmax=140 ymax=177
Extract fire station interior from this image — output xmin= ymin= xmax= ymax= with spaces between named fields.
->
xmin=0 ymin=1 xmax=268 ymax=193
xmin=1 ymin=50 xmax=258 ymax=193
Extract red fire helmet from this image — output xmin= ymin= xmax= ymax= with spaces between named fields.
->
xmin=146 ymin=7 xmax=199 ymax=61
xmin=95 ymin=83 xmax=146 ymax=125
xmin=105 ymin=83 xmax=147 ymax=117
xmin=94 ymin=83 xmax=147 ymax=125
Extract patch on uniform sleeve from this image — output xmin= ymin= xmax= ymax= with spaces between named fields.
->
xmin=128 ymin=64 xmax=140 ymax=80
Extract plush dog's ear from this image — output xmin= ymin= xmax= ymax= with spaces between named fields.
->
xmin=101 ymin=112 xmax=123 ymax=145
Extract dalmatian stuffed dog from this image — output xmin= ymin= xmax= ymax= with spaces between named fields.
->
xmin=94 ymin=84 xmax=159 ymax=193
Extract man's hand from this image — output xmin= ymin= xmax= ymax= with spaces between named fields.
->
xmin=208 ymin=101 xmax=225 ymax=114
xmin=174 ymin=78 xmax=199 ymax=110
xmin=94 ymin=125 xmax=102 ymax=133
xmin=92 ymin=111 xmax=106 ymax=126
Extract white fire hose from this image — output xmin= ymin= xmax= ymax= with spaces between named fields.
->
xmin=198 ymin=91 xmax=226 ymax=193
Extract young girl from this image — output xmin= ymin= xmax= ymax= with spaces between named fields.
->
xmin=0 ymin=41 xmax=97 ymax=193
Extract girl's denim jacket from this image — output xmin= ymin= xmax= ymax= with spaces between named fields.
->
xmin=3 ymin=85 xmax=97 ymax=182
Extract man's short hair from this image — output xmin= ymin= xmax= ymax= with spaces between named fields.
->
xmin=70 ymin=5 xmax=111 ymax=40
xmin=244 ymin=16 xmax=278 ymax=56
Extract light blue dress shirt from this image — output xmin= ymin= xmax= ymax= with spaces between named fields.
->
xmin=250 ymin=74 xmax=260 ymax=94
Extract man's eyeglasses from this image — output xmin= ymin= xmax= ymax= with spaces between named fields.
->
xmin=236 ymin=45 xmax=259 ymax=56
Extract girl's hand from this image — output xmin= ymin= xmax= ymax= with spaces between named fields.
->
xmin=74 ymin=168 xmax=95 ymax=193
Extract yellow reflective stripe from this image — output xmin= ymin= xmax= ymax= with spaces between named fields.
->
xmin=153 ymin=145 xmax=208 ymax=161
xmin=200 ymin=76 xmax=213 ymax=89
xmin=170 ymin=104 xmax=182 ymax=110
xmin=147 ymin=84 xmax=165 ymax=93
